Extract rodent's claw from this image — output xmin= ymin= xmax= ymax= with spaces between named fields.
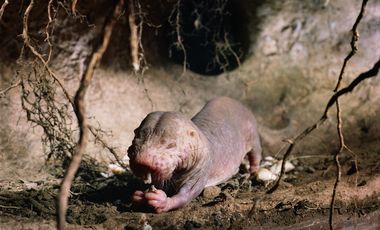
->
xmin=145 ymin=189 xmax=169 ymax=213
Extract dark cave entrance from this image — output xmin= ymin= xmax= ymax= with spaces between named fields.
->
xmin=167 ymin=0 xmax=250 ymax=76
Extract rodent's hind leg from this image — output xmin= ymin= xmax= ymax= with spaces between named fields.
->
xmin=247 ymin=144 xmax=262 ymax=173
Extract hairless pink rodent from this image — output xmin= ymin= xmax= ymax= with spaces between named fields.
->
xmin=128 ymin=96 xmax=262 ymax=213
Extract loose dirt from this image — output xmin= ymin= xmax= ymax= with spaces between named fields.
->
xmin=0 ymin=148 xmax=379 ymax=229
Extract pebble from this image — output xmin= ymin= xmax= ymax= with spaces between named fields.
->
xmin=260 ymin=156 xmax=275 ymax=167
xmin=264 ymin=156 xmax=275 ymax=161
xmin=142 ymin=222 xmax=153 ymax=230
xmin=203 ymin=186 xmax=221 ymax=199
xmin=270 ymin=160 xmax=295 ymax=175
xmin=256 ymin=168 xmax=277 ymax=182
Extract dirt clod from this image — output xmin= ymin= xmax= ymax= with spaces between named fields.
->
xmin=203 ymin=186 xmax=222 ymax=200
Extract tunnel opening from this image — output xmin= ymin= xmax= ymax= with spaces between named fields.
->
xmin=167 ymin=0 xmax=250 ymax=76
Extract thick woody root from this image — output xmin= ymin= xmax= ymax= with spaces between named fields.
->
xmin=57 ymin=0 xmax=126 ymax=229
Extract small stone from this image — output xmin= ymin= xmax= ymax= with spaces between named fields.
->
xmin=256 ymin=168 xmax=277 ymax=182
xmin=203 ymin=186 xmax=221 ymax=199
xmin=285 ymin=161 xmax=295 ymax=172
xmin=260 ymin=161 xmax=273 ymax=168
xmin=142 ymin=222 xmax=153 ymax=230
xmin=260 ymin=156 xmax=276 ymax=167
xmin=270 ymin=160 xmax=295 ymax=174
xmin=264 ymin=156 xmax=275 ymax=161
xmin=270 ymin=163 xmax=281 ymax=174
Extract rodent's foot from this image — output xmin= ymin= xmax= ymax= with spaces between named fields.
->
xmin=144 ymin=189 xmax=170 ymax=213
xmin=249 ymin=165 xmax=260 ymax=173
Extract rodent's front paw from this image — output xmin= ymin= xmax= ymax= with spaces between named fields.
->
xmin=144 ymin=189 xmax=170 ymax=213
xmin=132 ymin=190 xmax=146 ymax=204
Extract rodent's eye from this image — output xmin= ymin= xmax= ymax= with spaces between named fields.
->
xmin=188 ymin=130 xmax=196 ymax=137
xmin=166 ymin=143 xmax=176 ymax=149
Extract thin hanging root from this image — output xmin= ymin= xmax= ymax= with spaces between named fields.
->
xmin=169 ymin=0 xmax=187 ymax=74
xmin=0 ymin=0 xmax=9 ymax=21
xmin=71 ymin=0 xmax=78 ymax=15
xmin=22 ymin=0 xmax=73 ymax=105
xmin=21 ymin=0 xmax=126 ymax=163
xmin=45 ymin=0 xmax=53 ymax=64
xmin=0 ymin=80 xmax=21 ymax=98
xmin=333 ymin=0 xmax=368 ymax=92
xmin=128 ymin=0 xmax=140 ymax=71
xmin=176 ymin=1 xmax=187 ymax=74
xmin=57 ymin=0 xmax=126 ymax=229
xmin=329 ymin=1 xmax=367 ymax=229
xmin=329 ymin=100 xmax=344 ymax=230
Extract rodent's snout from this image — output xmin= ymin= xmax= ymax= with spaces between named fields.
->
xmin=127 ymin=144 xmax=139 ymax=159
xmin=130 ymin=161 xmax=154 ymax=177
xmin=130 ymin=151 xmax=175 ymax=184
xmin=131 ymin=162 xmax=167 ymax=185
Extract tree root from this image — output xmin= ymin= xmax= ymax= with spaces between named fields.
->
xmin=57 ymin=0 xmax=126 ymax=229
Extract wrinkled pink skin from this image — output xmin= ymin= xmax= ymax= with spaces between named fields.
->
xmin=128 ymin=97 xmax=262 ymax=213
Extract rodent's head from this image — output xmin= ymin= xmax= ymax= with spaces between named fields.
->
xmin=128 ymin=129 xmax=180 ymax=184
xmin=128 ymin=112 xmax=201 ymax=186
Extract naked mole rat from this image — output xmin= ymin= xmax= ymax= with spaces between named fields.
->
xmin=127 ymin=96 xmax=262 ymax=213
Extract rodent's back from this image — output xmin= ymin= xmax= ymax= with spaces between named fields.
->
xmin=191 ymin=97 xmax=259 ymax=186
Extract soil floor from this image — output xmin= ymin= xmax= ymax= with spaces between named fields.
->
xmin=0 ymin=149 xmax=379 ymax=229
